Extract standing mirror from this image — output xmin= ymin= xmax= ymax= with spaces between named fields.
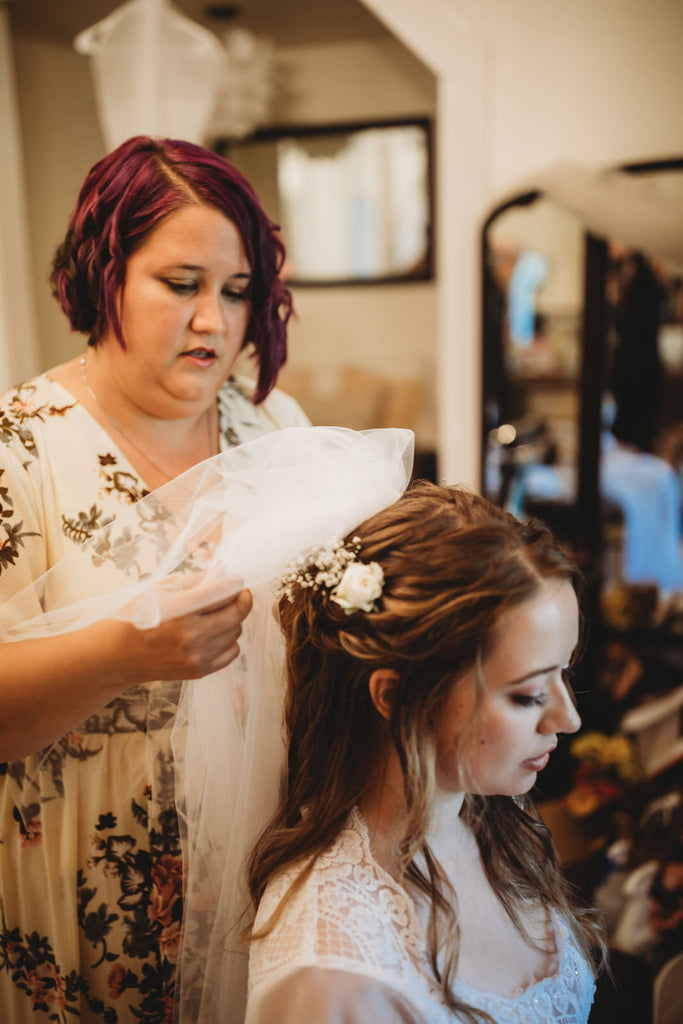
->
xmin=482 ymin=159 xmax=683 ymax=596
xmin=481 ymin=159 xmax=683 ymax=807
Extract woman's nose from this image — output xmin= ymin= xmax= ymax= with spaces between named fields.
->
xmin=540 ymin=679 xmax=581 ymax=736
xmin=192 ymin=292 xmax=225 ymax=333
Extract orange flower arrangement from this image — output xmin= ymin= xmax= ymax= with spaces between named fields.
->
xmin=566 ymin=731 xmax=642 ymax=822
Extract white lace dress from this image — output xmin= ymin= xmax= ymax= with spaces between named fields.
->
xmin=246 ymin=809 xmax=596 ymax=1024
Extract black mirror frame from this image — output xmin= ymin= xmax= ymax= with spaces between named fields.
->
xmin=215 ymin=117 xmax=436 ymax=287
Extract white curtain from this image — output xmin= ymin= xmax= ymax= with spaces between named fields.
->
xmin=0 ymin=6 xmax=40 ymax=390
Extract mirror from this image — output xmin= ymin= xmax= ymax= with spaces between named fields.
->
xmin=482 ymin=161 xmax=683 ymax=597
xmin=481 ymin=161 xmax=683 ymax=829
xmin=483 ymin=195 xmax=585 ymax=516
xmin=217 ymin=118 xmax=434 ymax=285
xmin=482 ymin=161 xmax=683 ymax=771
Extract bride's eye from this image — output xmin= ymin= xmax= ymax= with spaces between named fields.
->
xmin=511 ymin=693 xmax=547 ymax=708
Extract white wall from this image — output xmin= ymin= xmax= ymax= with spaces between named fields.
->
xmin=463 ymin=0 xmax=683 ymax=199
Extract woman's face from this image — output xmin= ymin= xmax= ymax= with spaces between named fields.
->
xmin=434 ymin=577 xmax=581 ymax=798
xmin=101 ymin=202 xmax=252 ymax=419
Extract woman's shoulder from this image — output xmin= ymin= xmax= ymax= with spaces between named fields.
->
xmin=255 ymin=810 xmax=403 ymax=932
xmin=0 ymin=370 xmax=74 ymax=403
xmin=219 ymin=375 xmax=310 ymax=436
xmin=1 ymin=371 xmax=74 ymax=407
xmin=0 ymin=373 xmax=78 ymax=459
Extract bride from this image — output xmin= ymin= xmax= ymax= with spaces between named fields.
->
xmin=244 ymin=482 xmax=605 ymax=1023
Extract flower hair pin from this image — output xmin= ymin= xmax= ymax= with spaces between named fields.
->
xmin=275 ymin=537 xmax=384 ymax=615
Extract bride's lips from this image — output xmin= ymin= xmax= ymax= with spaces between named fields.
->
xmin=521 ymin=750 xmax=552 ymax=772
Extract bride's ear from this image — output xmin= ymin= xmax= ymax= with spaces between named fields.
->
xmin=368 ymin=669 xmax=400 ymax=721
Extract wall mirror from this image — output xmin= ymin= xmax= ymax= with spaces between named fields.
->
xmin=217 ymin=118 xmax=434 ymax=286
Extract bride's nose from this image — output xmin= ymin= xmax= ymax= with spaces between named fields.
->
xmin=540 ymin=679 xmax=581 ymax=736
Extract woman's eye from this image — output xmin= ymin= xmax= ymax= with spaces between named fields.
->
xmin=511 ymin=694 xmax=547 ymax=708
xmin=222 ymin=288 xmax=248 ymax=303
xmin=164 ymin=279 xmax=196 ymax=295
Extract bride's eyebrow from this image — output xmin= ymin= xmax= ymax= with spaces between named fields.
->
xmin=504 ymin=665 xmax=558 ymax=688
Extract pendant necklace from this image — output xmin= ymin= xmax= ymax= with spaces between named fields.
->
xmin=79 ymin=353 xmax=215 ymax=482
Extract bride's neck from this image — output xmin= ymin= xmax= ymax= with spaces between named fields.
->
xmin=430 ymin=789 xmax=467 ymax=844
xmin=359 ymin=748 xmax=467 ymax=877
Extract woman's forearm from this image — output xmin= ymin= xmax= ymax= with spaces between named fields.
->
xmin=0 ymin=587 xmax=252 ymax=761
xmin=0 ymin=620 xmax=141 ymax=760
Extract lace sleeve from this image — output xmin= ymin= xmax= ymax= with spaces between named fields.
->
xmin=249 ymin=967 xmax=424 ymax=1024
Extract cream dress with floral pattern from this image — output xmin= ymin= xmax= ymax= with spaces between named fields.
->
xmin=0 ymin=372 xmax=308 ymax=1024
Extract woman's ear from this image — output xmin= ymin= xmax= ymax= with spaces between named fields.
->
xmin=368 ymin=669 xmax=400 ymax=721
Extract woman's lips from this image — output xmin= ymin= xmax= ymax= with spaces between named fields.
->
xmin=522 ymin=752 xmax=551 ymax=772
xmin=181 ymin=348 xmax=217 ymax=366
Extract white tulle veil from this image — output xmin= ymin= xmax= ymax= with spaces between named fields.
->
xmin=0 ymin=425 xmax=413 ymax=1022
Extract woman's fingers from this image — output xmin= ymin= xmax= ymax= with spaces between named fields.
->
xmin=197 ymin=585 xmax=253 ymax=620
xmin=163 ymin=587 xmax=254 ymax=678
xmin=152 ymin=571 xmax=245 ymax=620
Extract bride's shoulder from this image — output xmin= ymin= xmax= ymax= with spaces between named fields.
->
xmin=254 ymin=810 xmax=419 ymax=966
xmin=255 ymin=814 xmax=368 ymax=925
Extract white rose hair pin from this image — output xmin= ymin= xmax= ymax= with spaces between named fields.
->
xmin=275 ymin=537 xmax=384 ymax=615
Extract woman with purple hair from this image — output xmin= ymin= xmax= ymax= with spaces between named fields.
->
xmin=0 ymin=135 xmax=308 ymax=1021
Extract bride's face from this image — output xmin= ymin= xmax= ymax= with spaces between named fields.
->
xmin=433 ymin=578 xmax=581 ymax=798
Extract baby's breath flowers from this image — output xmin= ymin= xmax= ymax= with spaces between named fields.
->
xmin=275 ymin=537 xmax=384 ymax=615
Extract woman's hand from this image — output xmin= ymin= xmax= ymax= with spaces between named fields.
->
xmin=112 ymin=585 xmax=253 ymax=684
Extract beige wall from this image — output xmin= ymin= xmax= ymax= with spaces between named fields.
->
xmin=13 ymin=35 xmax=105 ymax=372
xmin=461 ymin=0 xmax=683 ymax=197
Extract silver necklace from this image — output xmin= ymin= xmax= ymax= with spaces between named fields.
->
xmin=80 ymin=353 xmax=215 ymax=482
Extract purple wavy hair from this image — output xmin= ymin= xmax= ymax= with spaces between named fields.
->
xmin=49 ymin=135 xmax=292 ymax=403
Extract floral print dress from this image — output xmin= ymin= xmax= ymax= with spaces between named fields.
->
xmin=0 ymin=372 xmax=308 ymax=1023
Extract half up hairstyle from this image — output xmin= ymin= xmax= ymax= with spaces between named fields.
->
xmin=49 ymin=135 xmax=291 ymax=402
xmin=248 ymin=481 xmax=604 ymax=1019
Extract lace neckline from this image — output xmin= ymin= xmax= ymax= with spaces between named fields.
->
xmin=348 ymin=806 xmax=565 ymax=1003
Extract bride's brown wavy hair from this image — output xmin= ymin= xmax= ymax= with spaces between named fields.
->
xmin=247 ymin=481 xmax=604 ymax=1020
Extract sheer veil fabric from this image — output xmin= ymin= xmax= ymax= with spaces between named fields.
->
xmin=0 ymin=426 xmax=414 ymax=1021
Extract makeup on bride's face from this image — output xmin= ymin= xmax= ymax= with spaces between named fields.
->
xmin=434 ymin=578 xmax=581 ymax=798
